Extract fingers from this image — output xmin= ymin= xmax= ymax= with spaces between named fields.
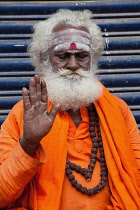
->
xmin=29 ymin=75 xmax=41 ymax=105
xmin=49 ymin=103 xmax=62 ymax=120
xmin=22 ymin=87 xmax=31 ymax=110
xmin=41 ymin=79 xmax=48 ymax=103
xmin=35 ymin=75 xmax=41 ymax=102
xmin=22 ymin=75 xmax=48 ymax=110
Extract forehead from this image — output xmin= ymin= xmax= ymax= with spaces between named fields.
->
xmin=51 ymin=27 xmax=91 ymax=53
xmin=53 ymin=25 xmax=89 ymax=34
xmin=53 ymin=27 xmax=90 ymax=40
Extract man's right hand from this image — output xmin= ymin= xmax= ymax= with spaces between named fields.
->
xmin=20 ymin=75 xmax=61 ymax=156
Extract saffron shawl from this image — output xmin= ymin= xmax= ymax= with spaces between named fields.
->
xmin=4 ymin=86 xmax=140 ymax=209
xmin=34 ymin=86 xmax=140 ymax=210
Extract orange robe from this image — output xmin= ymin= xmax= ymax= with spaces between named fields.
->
xmin=0 ymin=86 xmax=140 ymax=209
xmin=60 ymin=106 xmax=112 ymax=210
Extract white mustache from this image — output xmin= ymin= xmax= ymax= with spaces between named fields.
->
xmin=58 ymin=68 xmax=85 ymax=76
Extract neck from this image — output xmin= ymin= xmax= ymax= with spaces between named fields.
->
xmin=67 ymin=109 xmax=82 ymax=128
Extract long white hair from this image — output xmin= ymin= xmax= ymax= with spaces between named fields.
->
xmin=28 ymin=9 xmax=104 ymax=77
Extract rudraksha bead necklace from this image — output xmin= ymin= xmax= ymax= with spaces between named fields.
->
xmin=65 ymin=103 xmax=108 ymax=195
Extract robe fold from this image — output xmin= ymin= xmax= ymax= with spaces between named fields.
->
xmin=0 ymin=86 xmax=140 ymax=209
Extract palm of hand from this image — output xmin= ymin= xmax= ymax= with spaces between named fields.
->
xmin=22 ymin=75 xmax=61 ymax=145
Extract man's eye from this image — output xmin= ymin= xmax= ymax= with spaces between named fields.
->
xmin=57 ymin=54 xmax=65 ymax=59
xmin=56 ymin=53 xmax=69 ymax=59
xmin=77 ymin=53 xmax=88 ymax=59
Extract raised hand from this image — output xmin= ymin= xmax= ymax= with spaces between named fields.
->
xmin=20 ymin=75 xmax=61 ymax=156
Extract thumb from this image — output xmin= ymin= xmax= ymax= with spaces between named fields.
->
xmin=48 ymin=103 xmax=62 ymax=120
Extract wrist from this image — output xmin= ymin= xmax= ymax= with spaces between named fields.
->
xmin=20 ymin=136 xmax=40 ymax=157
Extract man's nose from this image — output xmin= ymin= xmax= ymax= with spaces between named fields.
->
xmin=66 ymin=55 xmax=79 ymax=71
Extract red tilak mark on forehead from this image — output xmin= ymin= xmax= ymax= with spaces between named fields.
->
xmin=70 ymin=42 xmax=77 ymax=50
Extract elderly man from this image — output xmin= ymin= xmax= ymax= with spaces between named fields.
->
xmin=0 ymin=9 xmax=140 ymax=210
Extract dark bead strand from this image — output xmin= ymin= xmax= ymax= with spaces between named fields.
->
xmin=65 ymin=103 xmax=108 ymax=195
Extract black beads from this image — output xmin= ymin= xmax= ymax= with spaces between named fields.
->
xmin=71 ymin=179 xmax=77 ymax=186
xmin=81 ymin=187 xmax=88 ymax=194
xmin=76 ymin=183 xmax=82 ymax=190
xmin=65 ymin=103 xmax=108 ymax=195
xmin=68 ymin=174 xmax=75 ymax=181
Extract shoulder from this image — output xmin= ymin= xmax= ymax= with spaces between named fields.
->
xmin=11 ymin=100 xmax=24 ymax=113
xmin=112 ymin=95 xmax=139 ymax=135
xmin=112 ymin=95 xmax=130 ymax=116
xmin=2 ymin=100 xmax=24 ymax=129
xmin=8 ymin=100 xmax=24 ymax=119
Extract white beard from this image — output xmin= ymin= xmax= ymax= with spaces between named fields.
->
xmin=42 ymin=65 xmax=103 ymax=111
